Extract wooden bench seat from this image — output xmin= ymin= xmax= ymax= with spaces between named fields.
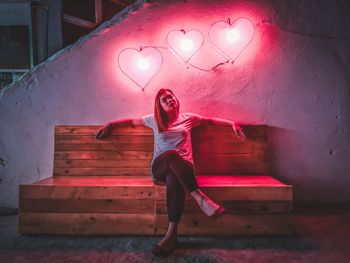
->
xmin=19 ymin=125 xmax=293 ymax=235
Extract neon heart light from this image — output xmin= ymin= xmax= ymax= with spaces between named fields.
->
xmin=118 ymin=47 xmax=163 ymax=90
xmin=208 ymin=17 xmax=255 ymax=62
xmin=166 ymin=29 xmax=204 ymax=63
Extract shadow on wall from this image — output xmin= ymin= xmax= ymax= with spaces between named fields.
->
xmin=268 ymin=126 xmax=328 ymax=203
xmin=0 ymin=157 xmax=6 ymax=185
xmin=268 ymin=126 xmax=298 ymax=185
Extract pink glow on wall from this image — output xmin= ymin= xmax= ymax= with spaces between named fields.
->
xmin=166 ymin=29 xmax=204 ymax=63
xmin=118 ymin=47 xmax=163 ymax=90
xmin=208 ymin=17 xmax=255 ymax=61
xmin=111 ymin=6 xmax=264 ymax=91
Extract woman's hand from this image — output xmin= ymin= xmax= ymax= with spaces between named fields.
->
xmin=95 ymin=123 xmax=112 ymax=139
xmin=201 ymin=117 xmax=247 ymax=141
xmin=232 ymin=123 xmax=246 ymax=141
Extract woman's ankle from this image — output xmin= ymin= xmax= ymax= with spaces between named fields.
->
xmin=157 ymin=232 xmax=178 ymax=247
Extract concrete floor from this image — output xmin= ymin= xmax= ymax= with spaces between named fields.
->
xmin=1 ymin=204 xmax=350 ymax=263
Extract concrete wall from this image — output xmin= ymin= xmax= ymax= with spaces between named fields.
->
xmin=1 ymin=0 xmax=350 ymax=208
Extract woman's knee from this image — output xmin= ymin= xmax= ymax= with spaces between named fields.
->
xmin=164 ymin=150 xmax=180 ymax=158
xmin=166 ymin=171 xmax=183 ymax=187
xmin=163 ymin=150 xmax=183 ymax=163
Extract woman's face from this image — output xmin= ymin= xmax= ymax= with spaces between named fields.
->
xmin=159 ymin=91 xmax=178 ymax=113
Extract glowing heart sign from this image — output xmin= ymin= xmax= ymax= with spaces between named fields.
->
xmin=118 ymin=47 xmax=163 ymax=90
xmin=166 ymin=29 xmax=204 ymax=63
xmin=208 ymin=18 xmax=255 ymax=61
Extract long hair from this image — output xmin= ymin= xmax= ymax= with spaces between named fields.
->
xmin=154 ymin=88 xmax=180 ymax=132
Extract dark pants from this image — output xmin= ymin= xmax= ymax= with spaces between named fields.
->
xmin=152 ymin=150 xmax=199 ymax=222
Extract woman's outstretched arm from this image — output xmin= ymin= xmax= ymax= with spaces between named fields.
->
xmin=95 ymin=118 xmax=144 ymax=139
xmin=201 ymin=116 xmax=246 ymax=140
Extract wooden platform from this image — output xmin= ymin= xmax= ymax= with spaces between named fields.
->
xmin=19 ymin=125 xmax=293 ymax=235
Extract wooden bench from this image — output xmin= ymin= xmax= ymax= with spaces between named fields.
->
xmin=19 ymin=124 xmax=293 ymax=235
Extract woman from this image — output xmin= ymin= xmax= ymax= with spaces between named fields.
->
xmin=95 ymin=88 xmax=246 ymax=257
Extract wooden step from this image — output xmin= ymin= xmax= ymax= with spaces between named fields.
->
xmin=155 ymin=200 xmax=293 ymax=215
xmin=155 ymin=176 xmax=292 ymax=201
xmin=19 ymin=176 xmax=155 ymax=200
xmin=155 ymin=214 xmax=294 ymax=236
xmin=19 ymin=212 xmax=155 ymax=235
xmin=20 ymin=175 xmax=292 ymax=202
xmin=20 ymin=199 xmax=154 ymax=213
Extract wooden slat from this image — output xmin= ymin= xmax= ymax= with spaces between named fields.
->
xmin=193 ymin=141 xmax=268 ymax=154
xmin=195 ymin=162 xmax=271 ymax=175
xmin=54 ymin=159 xmax=151 ymax=168
xmin=55 ymin=134 xmax=154 ymax=144
xmin=193 ymin=134 xmax=265 ymax=143
xmin=53 ymin=167 xmax=151 ymax=176
xmin=55 ymin=126 xmax=153 ymax=135
xmin=155 ymin=176 xmax=292 ymax=201
xmin=19 ymin=212 xmax=155 ymax=235
xmin=156 ymin=186 xmax=292 ymax=201
xmin=195 ymin=153 xmax=268 ymax=161
xmin=54 ymin=125 xmax=267 ymax=138
xmin=19 ymin=212 xmax=293 ymax=236
xmin=55 ymin=135 xmax=264 ymax=150
xmin=155 ymin=214 xmax=293 ymax=236
xmin=192 ymin=125 xmax=267 ymax=139
xmin=193 ymin=136 xmax=265 ymax=144
xmin=54 ymin=141 xmax=267 ymax=153
xmin=55 ymin=143 xmax=153 ymax=151
xmin=54 ymin=160 xmax=270 ymax=175
xmin=155 ymin=200 xmax=293 ymax=214
xmin=20 ymin=185 xmax=154 ymax=200
xmin=20 ymin=199 xmax=154 ymax=213
xmin=194 ymin=153 xmax=271 ymax=174
xmin=199 ymin=150 xmax=270 ymax=174
xmin=53 ymin=165 xmax=268 ymax=176
xmin=194 ymin=175 xmax=288 ymax=186
xmin=54 ymin=125 xmax=267 ymax=151
xmin=54 ymin=156 xmax=266 ymax=169
xmin=54 ymin=151 xmax=153 ymax=160
xmin=28 ymin=175 xmax=154 ymax=186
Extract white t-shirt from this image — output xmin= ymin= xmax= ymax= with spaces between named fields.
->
xmin=142 ymin=112 xmax=202 ymax=168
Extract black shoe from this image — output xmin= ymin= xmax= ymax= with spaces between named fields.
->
xmin=151 ymin=238 xmax=178 ymax=257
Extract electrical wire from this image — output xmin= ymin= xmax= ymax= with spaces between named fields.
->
xmin=258 ymin=20 xmax=350 ymax=40
xmin=138 ymin=19 xmax=350 ymax=73
xmin=139 ymin=45 xmax=230 ymax=71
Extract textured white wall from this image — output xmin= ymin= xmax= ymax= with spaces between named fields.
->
xmin=1 ymin=0 xmax=350 ymax=208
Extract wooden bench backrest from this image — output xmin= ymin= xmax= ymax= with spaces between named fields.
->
xmin=54 ymin=125 xmax=270 ymax=176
